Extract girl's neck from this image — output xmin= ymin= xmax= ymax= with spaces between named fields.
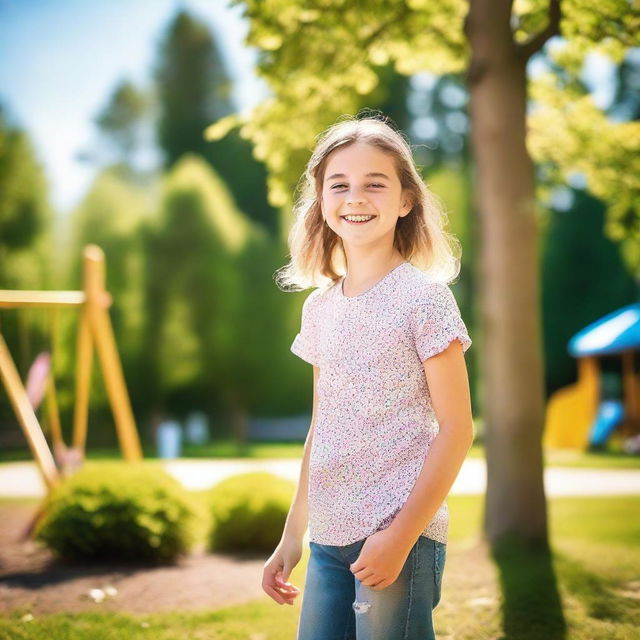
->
xmin=342 ymin=252 xmax=407 ymax=296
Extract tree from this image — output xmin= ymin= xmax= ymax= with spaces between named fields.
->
xmin=139 ymin=154 xmax=290 ymax=446
xmin=154 ymin=9 xmax=234 ymax=167
xmin=0 ymin=105 xmax=54 ymax=444
xmin=0 ymin=105 xmax=52 ymax=289
xmin=208 ymin=0 xmax=640 ymax=552
xmin=153 ymin=9 xmax=280 ymax=234
xmin=62 ymin=168 xmax=153 ymax=421
xmin=78 ymin=79 xmax=152 ymax=176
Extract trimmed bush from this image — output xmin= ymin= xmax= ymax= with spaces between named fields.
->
xmin=206 ymin=471 xmax=295 ymax=552
xmin=35 ymin=462 xmax=202 ymax=562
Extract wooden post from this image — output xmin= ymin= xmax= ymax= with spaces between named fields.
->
xmin=72 ymin=304 xmax=93 ymax=451
xmin=83 ymin=245 xmax=142 ymax=461
xmin=0 ymin=333 xmax=60 ymax=490
xmin=45 ymin=372 xmax=64 ymax=450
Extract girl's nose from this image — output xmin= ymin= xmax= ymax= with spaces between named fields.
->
xmin=347 ymin=192 xmax=366 ymax=205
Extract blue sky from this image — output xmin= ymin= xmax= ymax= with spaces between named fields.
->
xmin=0 ymin=0 xmax=268 ymax=213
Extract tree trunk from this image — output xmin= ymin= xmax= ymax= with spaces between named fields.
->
xmin=465 ymin=0 xmax=548 ymax=546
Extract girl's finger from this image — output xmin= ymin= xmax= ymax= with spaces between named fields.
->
xmin=277 ymin=584 xmax=300 ymax=595
xmin=264 ymin=584 xmax=287 ymax=605
xmin=274 ymin=585 xmax=299 ymax=601
xmin=271 ymin=585 xmax=299 ymax=605
xmin=276 ymin=577 xmax=299 ymax=591
xmin=354 ymin=569 xmax=376 ymax=582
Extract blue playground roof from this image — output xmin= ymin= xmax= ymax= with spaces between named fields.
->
xmin=568 ymin=302 xmax=640 ymax=357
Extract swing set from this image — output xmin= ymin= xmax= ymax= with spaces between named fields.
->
xmin=0 ymin=244 xmax=142 ymax=493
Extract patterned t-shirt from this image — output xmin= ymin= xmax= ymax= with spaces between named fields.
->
xmin=290 ymin=260 xmax=472 ymax=546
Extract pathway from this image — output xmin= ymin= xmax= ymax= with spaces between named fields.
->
xmin=1 ymin=458 xmax=640 ymax=498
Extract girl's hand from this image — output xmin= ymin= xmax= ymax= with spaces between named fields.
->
xmin=350 ymin=528 xmax=412 ymax=591
xmin=262 ymin=536 xmax=303 ymax=605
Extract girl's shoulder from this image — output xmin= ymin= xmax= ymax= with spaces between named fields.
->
xmin=402 ymin=263 xmax=455 ymax=302
xmin=300 ymin=280 xmax=336 ymax=311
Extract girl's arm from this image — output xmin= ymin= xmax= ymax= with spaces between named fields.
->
xmin=386 ymin=340 xmax=474 ymax=549
xmin=281 ymin=365 xmax=320 ymax=542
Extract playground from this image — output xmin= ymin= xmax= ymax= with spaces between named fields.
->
xmin=2 ymin=1 xmax=639 ymax=636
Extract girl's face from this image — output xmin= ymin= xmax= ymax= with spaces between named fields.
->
xmin=320 ymin=141 xmax=412 ymax=246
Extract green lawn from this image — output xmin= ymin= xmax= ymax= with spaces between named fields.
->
xmin=2 ymin=439 xmax=640 ymax=468
xmin=1 ymin=493 xmax=639 ymax=639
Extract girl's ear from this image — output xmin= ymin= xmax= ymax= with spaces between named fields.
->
xmin=400 ymin=192 xmax=413 ymax=217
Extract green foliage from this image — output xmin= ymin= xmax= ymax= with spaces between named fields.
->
xmin=0 ymin=106 xmax=52 ymax=288
xmin=560 ymin=0 xmax=639 ymax=64
xmin=206 ymin=471 xmax=295 ymax=552
xmin=153 ymin=9 xmax=279 ymax=234
xmin=35 ymin=462 xmax=202 ymax=562
xmin=529 ymin=72 xmax=640 ymax=271
xmin=139 ymin=154 xmax=253 ymax=416
xmin=209 ymin=0 xmax=464 ymax=208
xmin=94 ymin=79 xmax=150 ymax=167
xmin=162 ymin=154 xmax=255 ymax=252
xmin=154 ymin=9 xmax=235 ymax=168
xmin=56 ymin=169 xmax=154 ymax=414
xmin=216 ymin=0 xmax=640 ymax=274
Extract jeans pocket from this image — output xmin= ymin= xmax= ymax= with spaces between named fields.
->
xmin=339 ymin=536 xmax=368 ymax=565
xmin=433 ymin=540 xmax=447 ymax=588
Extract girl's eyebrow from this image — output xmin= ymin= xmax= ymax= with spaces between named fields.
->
xmin=325 ymin=172 xmax=391 ymax=182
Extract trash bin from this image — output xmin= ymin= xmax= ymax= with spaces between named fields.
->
xmin=156 ymin=420 xmax=182 ymax=458
xmin=185 ymin=411 xmax=209 ymax=445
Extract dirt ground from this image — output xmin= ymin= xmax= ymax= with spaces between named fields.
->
xmin=0 ymin=502 xmax=272 ymax=615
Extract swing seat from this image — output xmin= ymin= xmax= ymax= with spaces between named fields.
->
xmin=25 ymin=351 xmax=51 ymax=410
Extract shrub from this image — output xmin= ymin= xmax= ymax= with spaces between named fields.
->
xmin=206 ymin=471 xmax=295 ymax=552
xmin=35 ymin=462 xmax=202 ymax=562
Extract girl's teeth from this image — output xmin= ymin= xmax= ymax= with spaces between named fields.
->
xmin=344 ymin=216 xmax=373 ymax=223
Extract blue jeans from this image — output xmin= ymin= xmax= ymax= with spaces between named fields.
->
xmin=297 ymin=534 xmax=446 ymax=640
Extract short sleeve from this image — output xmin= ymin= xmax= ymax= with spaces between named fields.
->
xmin=290 ymin=289 xmax=321 ymax=366
xmin=411 ymin=282 xmax=472 ymax=362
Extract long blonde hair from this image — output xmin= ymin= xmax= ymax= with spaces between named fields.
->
xmin=275 ymin=112 xmax=463 ymax=291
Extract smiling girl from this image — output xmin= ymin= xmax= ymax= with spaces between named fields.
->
xmin=263 ymin=112 xmax=473 ymax=640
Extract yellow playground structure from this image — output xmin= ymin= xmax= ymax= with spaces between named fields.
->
xmin=543 ymin=302 xmax=640 ymax=451
xmin=0 ymin=245 xmax=142 ymax=493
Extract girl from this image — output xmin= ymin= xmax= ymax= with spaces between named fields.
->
xmin=263 ymin=113 xmax=473 ymax=640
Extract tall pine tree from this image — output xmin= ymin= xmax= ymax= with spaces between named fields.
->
xmin=153 ymin=9 xmax=279 ymax=234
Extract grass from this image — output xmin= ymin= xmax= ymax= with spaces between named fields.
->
xmin=1 ymin=493 xmax=639 ymax=639
xmin=2 ymin=439 xmax=640 ymax=469
xmin=541 ymin=447 xmax=640 ymax=469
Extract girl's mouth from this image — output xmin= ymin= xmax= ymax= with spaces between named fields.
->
xmin=341 ymin=215 xmax=376 ymax=225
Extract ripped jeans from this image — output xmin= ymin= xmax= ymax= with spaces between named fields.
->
xmin=296 ymin=534 xmax=446 ymax=640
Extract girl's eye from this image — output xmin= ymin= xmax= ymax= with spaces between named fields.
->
xmin=330 ymin=183 xmax=385 ymax=189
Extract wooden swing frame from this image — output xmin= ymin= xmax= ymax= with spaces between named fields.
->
xmin=0 ymin=244 xmax=142 ymax=492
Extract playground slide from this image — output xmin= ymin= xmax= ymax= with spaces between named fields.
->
xmin=589 ymin=399 xmax=625 ymax=447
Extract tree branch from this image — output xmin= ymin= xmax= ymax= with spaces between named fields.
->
xmin=517 ymin=0 xmax=562 ymax=61
xmin=361 ymin=4 xmax=410 ymax=50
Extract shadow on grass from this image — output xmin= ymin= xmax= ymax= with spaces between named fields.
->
xmin=552 ymin=549 xmax=633 ymax=625
xmin=491 ymin=535 xmax=567 ymax=640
